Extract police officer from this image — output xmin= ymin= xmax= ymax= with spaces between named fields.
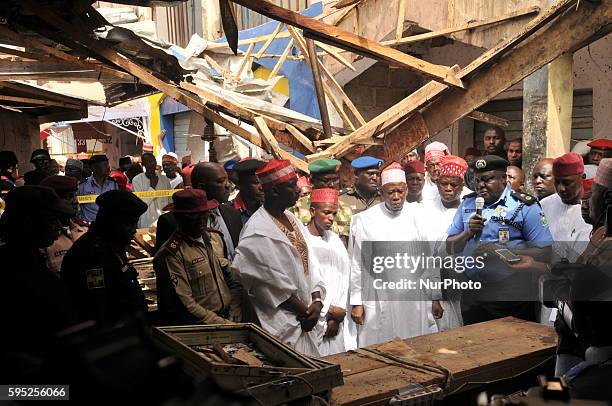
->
xmin=40 ymin=175 xmax=88 ymax=274
xmin=61 ymin=189 xmax=148 ymax=324
xmin=446 ymin=155 xmax=553 ymax=324
xmin=23 ymin=149 xmax=52 ymax=185
xmin=77 ymin=154 xmax=118 ymax=223
xmin=339 ymin=156 xmax=383 ymax=214
xmin=154 ymin=189 xmax=242 ymax=325
xmin=291 ymin=158 xmax=352 ymax=244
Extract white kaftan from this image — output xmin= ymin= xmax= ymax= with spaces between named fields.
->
xmin=232 ymin=207 xmax=325 ymax=357
xmin=349 ymin=203 xmax=431 ymax=348
xmin=131 ymin=172 xmax=171 ymax=228
xmin=420 ymin=198 xmax=463 ymax=331
xmin=305 ymin=229 xmax=355 ymax=355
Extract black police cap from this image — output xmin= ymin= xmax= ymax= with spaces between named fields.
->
xmin=30 ymin=149 xmax=51 ymax=162
xmin=233 ymin=159 xmax=266 ymax=176
xmin=471 ymin=155 xmax=509 ymax=173
xmin=96 ymin=190 xmax=147 ymax=219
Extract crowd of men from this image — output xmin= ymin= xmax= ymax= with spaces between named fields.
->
xmin=1 ymin=128 xmax=612 ymax=400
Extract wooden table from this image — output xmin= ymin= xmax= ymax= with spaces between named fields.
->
xmin=324 ymin=317 xmax=557 ymax=405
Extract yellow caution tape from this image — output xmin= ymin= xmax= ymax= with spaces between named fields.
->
xmin=77 ymin=189 xmax=181 ymax=204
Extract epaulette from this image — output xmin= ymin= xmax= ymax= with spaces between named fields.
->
xmin=511 ymin=190 xmax=537 ymax=205
xmin=207 ymin=227 xmax=224 ymax=236
xmin=339 ymin=187 xmax=352 ymax=195
xmin=165 ymin=234 xmax=183 ymax=253
xmin=463 ymin=191 xmax=477 ymax=199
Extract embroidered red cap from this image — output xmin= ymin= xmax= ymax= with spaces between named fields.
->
xmin=439 ymin=155 xmax=468 ymax=178
xmin=255 ymin=159 xmax=297 ymax=189
xmin=297 ymin=176 xmax=311 ymax=189
xmin=587 ymin=138 xmax=612 ymax=149
xmin=552 ymin=152 xmax=584 ymax=177
xmin=311 ymin=188 xmax=338 ymax=206
xmin=382 ymin=162 xmax=406 ymax=185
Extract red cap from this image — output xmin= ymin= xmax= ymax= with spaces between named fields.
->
xmin=163 ymin=189 xmax=219 ymax=213
xmin=582 ymin=178 xmax=594 ymax=196
xmin=552 ymin=152 xmax=584 ymax=177
xmin=109 ymin=171 xmax=128 ymax=189
xmin=255 ymin=159 xmax=297 ymax=189
xmin=40 ymin=175 xmax=78 ymax=196
xmin=587 ymin=138 xmax=612 ymax=149
xmin=297 ymin=176 xmax=311 ymax=189
xmin=439 ymin=155 xmax=468 ymax=178
xmin=311 ymin=188 xmax=338 ymax=206
xmin=403 ymin=160 xmax=425 ymax=175
xmin=181 ymin=164 xmax=195 ymax=187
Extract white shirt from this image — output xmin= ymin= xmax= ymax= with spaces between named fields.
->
xmin=305 ymin=228 xmax=355 ymax=355
xmin=168 ymin=175 xmax=182 ymax=189
xmin=131 ymin=172 xmax=172 ymax=229
xmin=349 ymin=202 xmax=432 ymax=347
xmin=232 ymin=208 xmax=325 ymax=357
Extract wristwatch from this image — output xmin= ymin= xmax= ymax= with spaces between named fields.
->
xmin=311 ymin=298 xmax=323 ymax=307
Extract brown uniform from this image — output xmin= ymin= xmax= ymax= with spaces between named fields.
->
xmin=339 ymin=186 xmax=382 ymax=215
xmin=154 ymin=229 xmax=242 ymax=325
xmin=45 ymin=220 xmax=88 ymax=274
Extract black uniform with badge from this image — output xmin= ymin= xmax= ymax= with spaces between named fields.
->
xmin=61 ymin=190 xmax=148 ymax=323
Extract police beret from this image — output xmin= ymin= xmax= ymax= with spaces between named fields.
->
xmin=96 ymin=189 xmax=147 ymax=219
xmin=40 ymin=175 xmax=78 ymax=197
xmin=587 ymin=138 xmax=612 ymax=149
xmin=308 ymin=158 xmax=341 ymax=174
xmin=223 ymin=159 xmax=239 ymax=171
xmin=233 ymin=158 xmax=266 ymax=176
xmin=30 ymin=149 xmax=50 ymax=162
xmin=90 ymin=155 xmax=109 ymax=164
xmin=471 ymin=155 xmax=509 ymax=173
xmin=351 ymin=156 xmax=383 ymax=170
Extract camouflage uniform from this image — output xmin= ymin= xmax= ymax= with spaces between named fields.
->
xmin=290 ymin=194 xmax=352 ymax=240
xmin=339 ymin=186 xmax=382 ymax=215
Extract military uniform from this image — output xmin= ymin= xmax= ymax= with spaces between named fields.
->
xmin=154 ymin=229 xmax=242 ymax=325
xmin=61 ymin=230 xmax=147 ymax=323
xmin=340 ymin=186 xmax=382 ymax=214
xmin=45 ymin=220 xmax=88 ymax=274
xmin=290 ymin=195 xmax=352 ymax=240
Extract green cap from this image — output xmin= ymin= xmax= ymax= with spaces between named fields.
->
xmin=308 ymin=158 xmax=341 ymax=174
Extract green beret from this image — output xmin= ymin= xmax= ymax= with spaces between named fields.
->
xmin=308 ymin=158 xmax=341 ymax=174
xmin=471 ymin=155 xmax=509 ymax=173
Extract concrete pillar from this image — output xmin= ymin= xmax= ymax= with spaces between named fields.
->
xmin=546 ymin=53 xmax=574 ymax=157
xmin=522 ymin=67 xmax=549 ymax=195
xmin=203 ymin=0 xmax=223 ymax=40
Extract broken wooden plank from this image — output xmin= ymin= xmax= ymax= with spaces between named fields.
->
xmin=318 ymin=59 xmax=366 ymax=126
xmin=306 ymin=38 xmax=333 ymax=139
xmin=395 ymin=0 xmax=407 ymax=41
xmin=467 ymin=110 xmax=509 ymax=127
xmin=381 ymin=5 xmax=541 ymax=47
xmin=204 ymin=54 xmax=236 ymax=82
xmin=228 ymin=0 xmax=464 ymax=88
xmin=268 ymin=38 xmax=294 ymax=79
xmin=315 ymin=41 xmax=355 ymax=71
xmin=234 ymin=42 xmax=255 ymax=79
xmin=0 ymin=45 xmax=50 ymax=61
xmin=0 ymin=94 xmax=82 ymax=109
xmin=285 ymin=124 xmax=316 ymax=153
xmin=254 ymin=116 xmax=310 ymax=173
xmin=332 ymin=0 xmax=362 ymax=9
xmin=254 ymin=22 xmax=284 ymax=58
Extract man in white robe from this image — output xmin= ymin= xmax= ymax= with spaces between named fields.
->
xmin=232 ymin=160 xmax=325 ymax=357
xmin=132 ymin=153 xmax=171 ymax=228
xmin=540 ymin=152 xmax=592 ymax=324
xmin=420 ymin=155 xmax=470 ymax=331
xmin=305 ymin=188 xmax=355 ymax=355
xmin=349 ymin=163 xmax=432 ymax=348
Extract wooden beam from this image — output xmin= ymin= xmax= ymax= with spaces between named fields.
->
xmin=328 ymin=2 xmax=358 ymax=26
xmin=254 ymin=116 xmax=310 ymax=173
xmin=268 ymin=39 xmax=294 ymax=79
xmin=332 ymin=0 xmax=362 ymax=9
xmin=0 ymin=95 xmax=82 ymax=109
xmin=254 ymin=22 xmax=284 ymax=58
xmin=228 ymin=0 xmax=464 ymax=88
xmin=0 ymin=26 xmax=132 ymax=82
xmin=395 ymin=0 xmax=407 ymax=41
xmin=315 ymin=41 xmax=355 ymax=71
xmin=234 ymin=42 xmax=255 ymax=79
xmin=306 ymin=38 xmax=333 ymax=139
xmin=204 ymin=54 xmax=236 ymax=82
xmin=0 ymin=81 xmax=94 ymax=106
xmin=286 ymin=124 xmax=316 ymax=153
xmin=466 ymin=111 xmax=509 ymax=128
xmin=318 ymin=58 xmax=366 ymax=126
xmin=0 ymin=45 xmax=51 ymax=61
xmin=381 ymin=6 xmax=541 ymax=47
xmin=382 ymin=0 xmax=611 ymax=163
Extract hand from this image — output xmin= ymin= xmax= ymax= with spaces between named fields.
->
xmin=473 ymin=242 xmax=498 ymax=258
xmin=324 ymin=319 xmax=340 ymax=338
xmin=298 ymin=302 xmax=322 ymax=332
xmin=327 ymin=305 xmax=346 ymax=322
xmin=501 ymin=254 xmax=544 ymax=271
xmin=468 ymin=214 xmax=485 ymax=235
xmin=351 ymin=305 xmax=365 ymax=325
xmin=432 ymin=300 xmax=444 ymax=319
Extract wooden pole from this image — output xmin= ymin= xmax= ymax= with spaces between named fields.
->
xmin=306 ymin=38 xmax=332 ymax=139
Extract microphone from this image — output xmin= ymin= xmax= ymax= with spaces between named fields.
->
xmin=475 ymin=197 xmax=485 ymax=217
